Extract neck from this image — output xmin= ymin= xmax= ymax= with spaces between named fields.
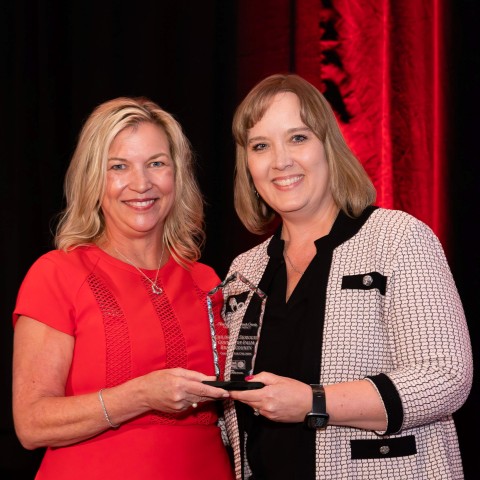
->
xmin=281 ymin=204 xmax=340 ymax=246
xmin=98 ymin=234 xmax=167 ymax=270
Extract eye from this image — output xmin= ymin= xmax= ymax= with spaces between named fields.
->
xmin=110 ymin=163 xmax=126 ymax=171
xmin=292 ymin=134 xmax=307 ymax=143
xmin=251 ymin=142 xmax=268 ymax=152
xmin=149 ymin=160 xmax=165 ymax=168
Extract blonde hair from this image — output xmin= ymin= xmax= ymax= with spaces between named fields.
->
xmin=55 ymin=97 xmax=204 ymax=265
xmin=232 ymin=73 xmax=376 ymax=234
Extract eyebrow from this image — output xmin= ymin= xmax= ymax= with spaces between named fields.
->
xmin=247 ymin=126 xmax=311 ymax=144
xmin=107 ymin=152 xmax=169 ymax=162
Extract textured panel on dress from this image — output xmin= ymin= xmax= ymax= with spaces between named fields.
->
xmin=87 ymin=273 xmax=132 ymax=387
xmin=148 ymin=277 xmax=188 ymax=370
xmin=146 ymin=277 xmax=187 ymax=424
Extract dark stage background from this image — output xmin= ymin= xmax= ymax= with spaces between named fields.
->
xmin=1 ymin=1 xmax=478 ymax=478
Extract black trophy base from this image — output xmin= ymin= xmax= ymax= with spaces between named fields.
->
xmin=202 ymin=380 xmax=265 ymax=391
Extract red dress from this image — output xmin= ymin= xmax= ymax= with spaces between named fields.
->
xmin=13 ymin=245 xmax=234 ymax=480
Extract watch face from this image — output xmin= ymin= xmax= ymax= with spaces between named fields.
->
xmin=306 ymin=413 xmax=329 ymax=429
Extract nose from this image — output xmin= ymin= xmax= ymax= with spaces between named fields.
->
xmin=129 ymin=166 xmax=153 ymax=192
xmin=272 ymin=144 xmax=293 ymax=170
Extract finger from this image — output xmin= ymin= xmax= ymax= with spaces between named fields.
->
xmin=186 ymin=382 xmax=229 ymax=399
xmin=247 ymin=371 xmax=277 ymax=385
xmin=229 ymin=384 xmax=262 ymax=398
xmin=171 ymin=370 xmax=227 ymax=393
xmin=172 ymin=368 xmax=211 ymax=381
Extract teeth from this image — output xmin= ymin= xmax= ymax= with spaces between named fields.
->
xmin=125 ymin=200 xmax=155 ymax=207
xmin=273 ymin=176 xmax=302 ymax=187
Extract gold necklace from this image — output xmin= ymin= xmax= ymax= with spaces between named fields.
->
xmin=284 ymin=250 xmax=305 ymax=275
xmin=114 ymin=243 xmax=166 ymax=294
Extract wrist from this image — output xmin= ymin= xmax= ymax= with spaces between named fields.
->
xmin=304 ymin=384 xmax=329 ymax=429
xmin=98 ymin=389 xmax=120 ymax=429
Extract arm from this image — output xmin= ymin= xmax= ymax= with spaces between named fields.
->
xmin=13 ymin=316 xmax=228 ymax=450
xmin=229 ymin=373 xmax=387 ymax=431
xmin=379 ymin=217 xmax=473 ymax=429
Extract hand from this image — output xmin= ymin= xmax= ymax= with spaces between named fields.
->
xmin=142 ymin=368 xmax=229 ymax=414
xmin=228 ymin=372 xmax=312 ymax=422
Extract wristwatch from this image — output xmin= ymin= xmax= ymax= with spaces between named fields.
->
xmin=304 ymin=384 xmax=329 ymax=429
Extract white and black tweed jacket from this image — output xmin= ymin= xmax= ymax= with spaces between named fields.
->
xmin=221 ymin=208 xmax=473 ymax=480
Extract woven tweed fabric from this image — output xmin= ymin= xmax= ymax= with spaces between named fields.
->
xmin=222 ymin=208 xmax=472 ymax=480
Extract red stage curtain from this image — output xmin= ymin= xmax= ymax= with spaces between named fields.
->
xmin=237 ymin=0 xmax=448 ymax=248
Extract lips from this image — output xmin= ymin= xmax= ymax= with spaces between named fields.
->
xmin=123 ymin=199 xmax=156 ymax=208
xmin=272 ymin=175 xmax=304 ymax=187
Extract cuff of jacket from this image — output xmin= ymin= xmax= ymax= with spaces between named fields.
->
xmin=366 ymin=373 xmax=403 ymax=435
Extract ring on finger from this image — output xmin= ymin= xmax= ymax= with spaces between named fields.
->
xmin=192 ymin=402 xmax=198 ymax=409
xmin=253 ymin=408 xmax=260 ymax=416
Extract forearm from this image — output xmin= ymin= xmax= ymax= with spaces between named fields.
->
xmin=14 ymin=368 xmax=226 ymax=449
xmin=231 ymin=373 xmax=388 ymax=432
xmin=324 ymin=380 xmax=387 ymax=431
xmin=13 ymin=379 xmax=148 ymax=449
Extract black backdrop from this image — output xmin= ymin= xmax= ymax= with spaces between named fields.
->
xmin=1 ymin=1 xmax=478 ymax=479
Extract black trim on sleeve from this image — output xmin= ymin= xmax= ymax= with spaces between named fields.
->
xmin=367 ymin=373 xmax=403 ymax=435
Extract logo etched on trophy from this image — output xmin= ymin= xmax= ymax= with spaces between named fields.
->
xmin=203 ymin=272 xmax=266 ymax=390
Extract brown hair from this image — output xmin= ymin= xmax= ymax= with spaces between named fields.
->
xmin=232 ymin=73 xmax=376 ymax=234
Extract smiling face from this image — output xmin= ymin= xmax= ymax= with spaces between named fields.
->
xmin=101 ymin=121 xmax=175 ymax=242
xmin=246 ymin=92 xmax=336 ymax=223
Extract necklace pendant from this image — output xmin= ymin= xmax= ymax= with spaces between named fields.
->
xmin=151 ymin=284 xmax=163 ymax=295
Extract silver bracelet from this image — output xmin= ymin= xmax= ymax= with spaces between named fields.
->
xmin=98 ymin=388 xmax=120 ymax=429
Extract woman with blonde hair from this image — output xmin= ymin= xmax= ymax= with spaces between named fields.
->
xmin=222 ymin=74 xmax=472 ymax=479
xmin=12 ymin=97 xmax=234 ymax=479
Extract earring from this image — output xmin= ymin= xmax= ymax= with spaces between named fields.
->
xmin=254 ymin=189 xmax=260 ymax=198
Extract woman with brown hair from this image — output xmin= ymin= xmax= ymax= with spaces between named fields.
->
xmin=222 ymin=73 xmax=472 ymax=480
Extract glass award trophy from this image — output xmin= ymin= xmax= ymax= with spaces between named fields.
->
xmin=203 ymin=272 xmax=267 ymax=390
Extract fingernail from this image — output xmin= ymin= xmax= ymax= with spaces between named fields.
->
xmin=245 ymin=375 xmax=254 ymax=380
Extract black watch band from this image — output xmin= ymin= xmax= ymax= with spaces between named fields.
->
xmin=304 ymin=384 xmax=329 ymax=430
